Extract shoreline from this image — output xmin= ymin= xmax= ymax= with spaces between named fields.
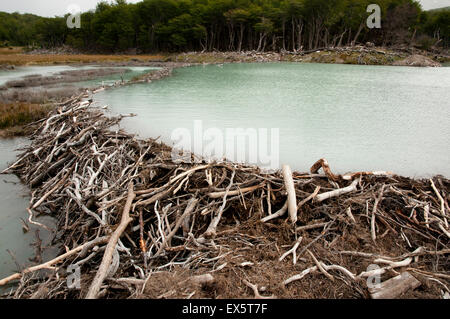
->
xmin=0 ymin=97 xmax=448 ymax=299
xmin=1 ymin=46 xmax=448 ymax=137
xmin=1 ymin=46 xmax=448 ymax=69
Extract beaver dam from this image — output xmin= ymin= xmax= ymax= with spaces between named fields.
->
xmin=0 ymin=95 xmax=449 ymax=299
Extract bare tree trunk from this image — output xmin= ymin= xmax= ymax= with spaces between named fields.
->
xmin=238 ymin=23 xmax=244 ymax=52
xmin=296 ymin=21 xmax=304 ymax=52
xmin=352 ymin=23 xmax=364 ymax=46
xmin=347 ymin=28 xmax=352 ymax=46
xmin=228 ymin=24 xmax=235 ymax=51
xmin=308 ymin=18 xmax=315 ymax=50
xmin=291 ymin=18 xmax=296 ymax=52
xmin=313 ymin=17 xmax=322 ymax=49
xmin=337 ymin=29 xmax=347 ymax=47
xmin=409 ymin=28 xmax=417 ymax=47
xmin=257 ymin=33 xmax=264 ymax=52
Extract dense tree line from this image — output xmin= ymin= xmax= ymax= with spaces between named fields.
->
xmin=0 ymin=0 xmax=449 ymax=52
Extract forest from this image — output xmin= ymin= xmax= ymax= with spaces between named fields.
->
xmin=0 ymin=0 xmax=449 ymax=53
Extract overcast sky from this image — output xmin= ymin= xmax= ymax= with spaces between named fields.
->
xmin=0 ymin=0 xmax=449 ymax=17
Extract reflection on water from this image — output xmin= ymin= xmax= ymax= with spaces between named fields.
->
xmin=96 ymin=62 xmax=450 ymax=177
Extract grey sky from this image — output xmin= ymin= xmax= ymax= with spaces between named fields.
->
xmin=0 ymin=0 xmax=449 ymax=17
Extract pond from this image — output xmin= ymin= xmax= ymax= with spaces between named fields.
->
xmin=95 ymin=62 xmax=450 ymax=178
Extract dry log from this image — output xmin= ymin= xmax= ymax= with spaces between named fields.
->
xmin=282 ymin=165 xmax=297 ymax=224
xmin=85 ymin=183 xmax=135 ymax=299
xmin=369 ymin=272 xmax=421 ymax=299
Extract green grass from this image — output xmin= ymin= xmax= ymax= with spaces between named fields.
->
xmin=0 ymin=102 xmax=51 ymax=129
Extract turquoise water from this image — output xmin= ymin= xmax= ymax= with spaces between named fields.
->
xmin=96 ymin=62 xmax=450 ymax=177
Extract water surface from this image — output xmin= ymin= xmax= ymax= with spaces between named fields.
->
xmin=0 ymin=138 xmax=56 ymax=291
xmin=96 ymin=62 xmax=450 ymax=177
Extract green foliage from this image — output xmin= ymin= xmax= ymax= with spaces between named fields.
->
xmin=0 ymin=0 xmax=448 ymax=52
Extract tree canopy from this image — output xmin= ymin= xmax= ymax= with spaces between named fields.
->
xmin=0 ymin=0 xmax=448 ymax=52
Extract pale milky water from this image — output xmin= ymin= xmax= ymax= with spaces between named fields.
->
xmin=0 ymin=138 xmax=56 ymax=290
xmin=95 ymin=62 xmax=450 ymax=178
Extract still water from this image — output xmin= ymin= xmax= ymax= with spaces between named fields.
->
xmin=0 ymin=138 xmax=56 ymax=291
xmin=96 ymin=62 xmax=450 ymax=177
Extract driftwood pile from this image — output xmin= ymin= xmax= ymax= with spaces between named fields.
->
xmin=0 ymin=96 xmax=449 ymax=299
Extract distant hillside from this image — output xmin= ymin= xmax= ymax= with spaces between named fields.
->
xmin=427 ymin=6 xmax=450 ymax=13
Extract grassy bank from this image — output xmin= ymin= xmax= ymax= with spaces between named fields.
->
xmin=0 ymin=102 xmax=51 ymax=137
xmin=0 ymin=47 xmax=167 ymax=66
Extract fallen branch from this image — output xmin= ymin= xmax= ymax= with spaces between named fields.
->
xmin=85 ymin=183 xmax=135 ymax=299
xmin=369 ymin=272 xmax=421 ymax=299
